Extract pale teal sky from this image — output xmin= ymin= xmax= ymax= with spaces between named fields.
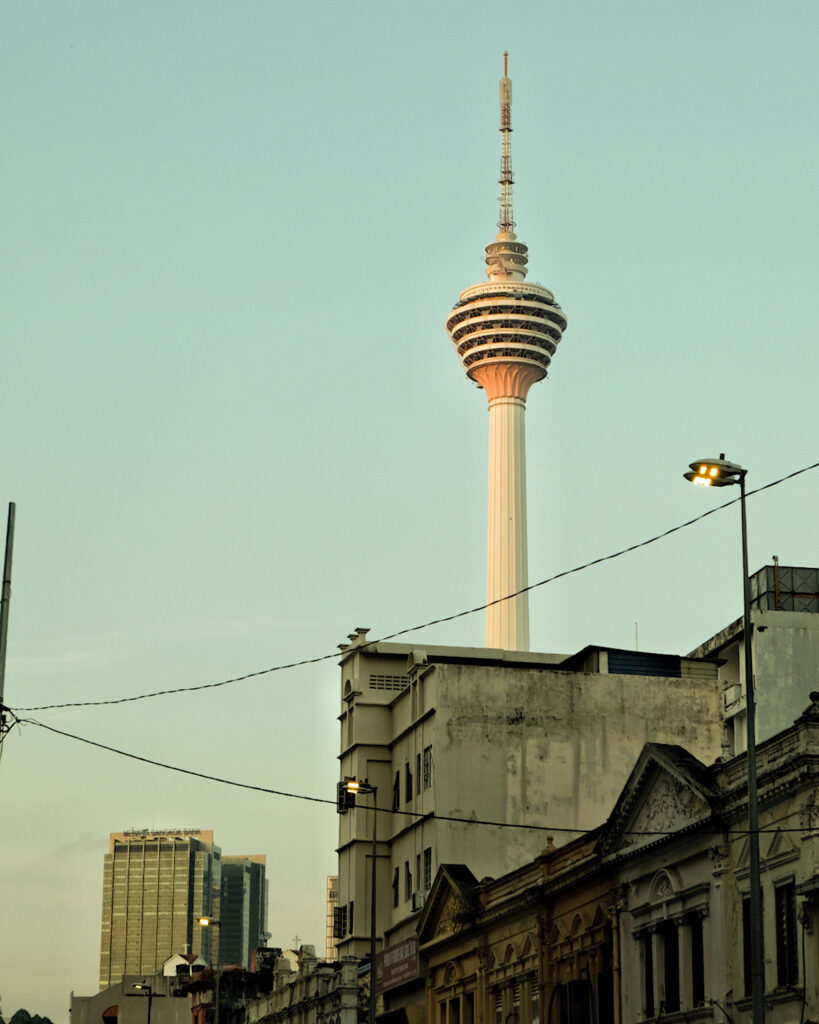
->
xmin=1 ymin=2 xmax=818 ymax=1021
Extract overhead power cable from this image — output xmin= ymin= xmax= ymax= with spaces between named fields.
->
xmin=9 ymin=459 xmax=818 ymax=714
xmin=9 ymin=712 xmax=813 ymax=838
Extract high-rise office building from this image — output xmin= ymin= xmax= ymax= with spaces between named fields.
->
xmin=98 ymin=829 xmax=221 ymax=989
xmin=220 ymin=855 xmax=268 ymax=968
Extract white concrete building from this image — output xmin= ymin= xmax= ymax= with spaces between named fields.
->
xmin=335 ymin=631 xmax=725 ymax=985
xmin=689 ymin=563 xmax=819 ymax=754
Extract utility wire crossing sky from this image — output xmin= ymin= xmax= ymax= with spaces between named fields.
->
xmin=6 ymin=459 xmax=817 ymax=714
xmin=4 ymin=712 xmax=812 ymax=840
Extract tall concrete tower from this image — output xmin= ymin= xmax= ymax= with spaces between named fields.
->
xmin=446 ymin=55 xmax=567 ymax=651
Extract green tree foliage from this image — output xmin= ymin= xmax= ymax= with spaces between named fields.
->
xmin=9 ymin=1010 xmax=54 ymax=1024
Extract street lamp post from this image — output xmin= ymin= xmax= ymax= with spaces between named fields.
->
xmin=131 ymin=983 xmax=153 ymax=1024
xmin=199 ymin=917 xmax=221 ymax=1024
xmin=684 ymin=455 xmax=764 ymax=1024
xmin=345 ymin=778 xmax=378 ymax=1024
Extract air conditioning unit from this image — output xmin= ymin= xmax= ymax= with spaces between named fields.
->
xmin=412 ymin=891 xmax=427 ymax=912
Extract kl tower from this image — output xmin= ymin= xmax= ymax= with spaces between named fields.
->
xmin=445 ymin=54 xmax=568 ymax=651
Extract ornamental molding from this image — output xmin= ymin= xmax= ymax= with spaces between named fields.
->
xmin=471 ymin=362 xmax=544 ymax=400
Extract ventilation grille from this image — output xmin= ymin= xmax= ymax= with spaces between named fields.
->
xmin=369 ymin=674 xmax=408 ymax=692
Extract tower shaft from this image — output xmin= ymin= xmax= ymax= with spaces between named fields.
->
xmin=487 ymin=396 xmax=529 ymax=650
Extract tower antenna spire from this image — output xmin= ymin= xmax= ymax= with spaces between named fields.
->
xmin=498 ymin=51 xmax=514 ymax=234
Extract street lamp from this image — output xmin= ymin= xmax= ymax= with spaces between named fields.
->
xmin=344 ymin=778 xmax=378 ymax=1024
xmin=131 ymin=983 xmax=153 ymax=1024
xmin=684 ymin=455 xmax=764 ymax=1024
xmin=199 ymin=917 xmax=221 ymax=1024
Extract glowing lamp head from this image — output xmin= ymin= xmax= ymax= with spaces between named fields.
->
xmin=684 ymin=455 xmax=745 ymax=488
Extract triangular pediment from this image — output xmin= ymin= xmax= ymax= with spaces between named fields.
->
xmin=601 ymin=743 xmax=717 ymax=857
xmin=765 ymin=828 xmax=800 ymax=866
xmin=417 ymin=864 xmax=480 ymax=945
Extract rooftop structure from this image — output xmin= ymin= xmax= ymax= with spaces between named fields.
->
xmin=688 ymin=563 xmax=819 ymax=753
xmin=445 ymin=54 xmax=567 ymax=651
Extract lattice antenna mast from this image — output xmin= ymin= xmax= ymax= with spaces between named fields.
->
xmin=498 ymin=51 xmax=514 ymax=234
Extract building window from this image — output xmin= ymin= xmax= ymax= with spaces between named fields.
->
xmin=423 ymin=847 xmax=432 ymax=890
xmin=392 ymin=771 xmax=400 ymax=811
xmin=530 ymin=977 xmax=540 ymax=1024
xmin=775 ymin=881 xmax=798 ymax=987
xmin=333 ymin=904 xmax=347 ymax=938
xmin=423 ymin=746 xmax=433 ymax=789
xmin=405 ymin=762 xmax=413 ymax=802
xmin=348 ymin=901 xmax=354 ymax=935
xmin=661 ymin=921 xmax=680 ymax=1012
xmin=494 ymin=989 xmax=502 ymax=1024
xmin=553 ymin=982 xmax=592 ymax=1024
xmin=597 ymin=938 xmax=614 ymax=1024
xmin=405 ymin=861 xmax=412 ymax=901
xmin=464 ymin=992 xmax=474 ymax=1024
xmin=392 ymin=868 xmax=399 ymax=908
xmin=416 ymin=753 xmax=421 ymax=795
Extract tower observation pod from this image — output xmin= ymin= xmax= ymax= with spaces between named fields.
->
xmin=445 ymin=54 xmax=567 ymax=651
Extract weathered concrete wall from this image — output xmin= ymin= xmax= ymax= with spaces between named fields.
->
xmin=753 ymin=609 xmax=819 ymax=740
xmin=431 ymin=663 xmax=722 ymax=879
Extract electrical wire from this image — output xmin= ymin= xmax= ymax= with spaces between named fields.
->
xmin=10 ymin=712 xmax=816 ymax=839
xmin=10 ymin=459 xmax=818 ymax=714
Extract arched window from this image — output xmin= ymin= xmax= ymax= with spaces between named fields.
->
xmin=548 ymin=981 xmax=592 ymax=1024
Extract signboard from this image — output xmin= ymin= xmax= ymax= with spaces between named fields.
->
xmin=375 ymin=937 xmax=419 ymax=992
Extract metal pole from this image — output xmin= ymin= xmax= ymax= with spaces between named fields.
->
xmin=740 ymin=472 xmax=765 ymax=1024
xmin=0 ymin=502 xmax=16 ymax=719
xmin=214 ymin=922 xmax=221 ymax=1024
xmin=146 ymin=987 xmax=153 ymax=1024
xmin=369 ymin=787 xmax=378 ymax=1024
